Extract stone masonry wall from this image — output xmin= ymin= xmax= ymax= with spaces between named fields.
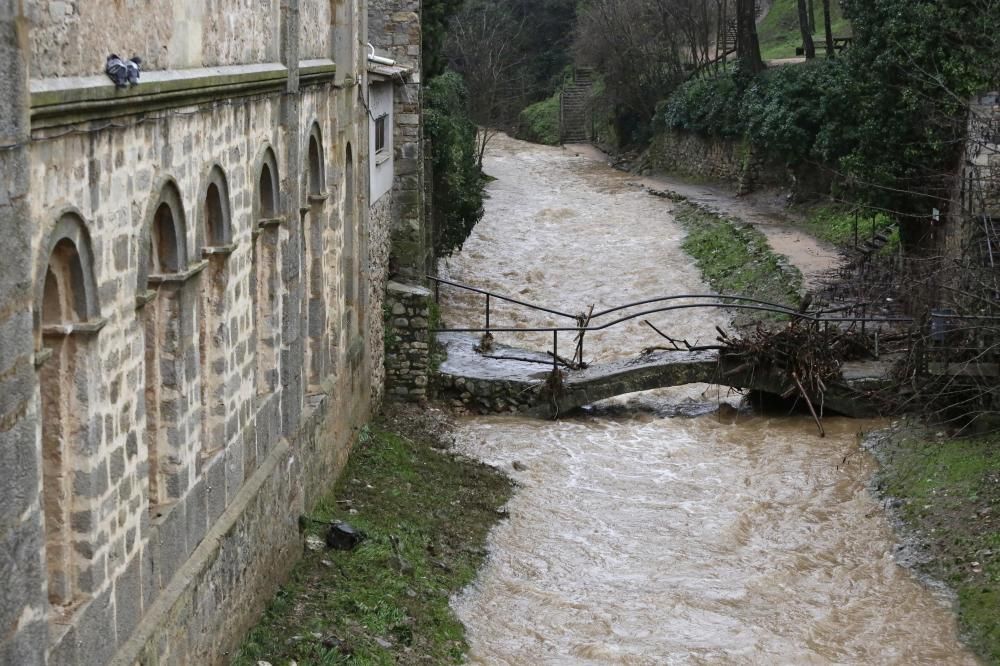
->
xmin=384 ymin=281 xmax=431 ymax=402
xmin=945 ymin=92 xmax=1000 ymax=261
xmin=26 ymin=0 xmax=282 ymax=77
xmin=0 ymin=4 xmax=48 ymax=665
xmin=1 ymin=0 xmax=387 ymax=664
xmin=368 ymin=194 xmax=394 ymax=408
xmin=368 ymin=0 xmax=427 ymax=278
xmin=647 ymin=130 xmax=788 ymax=195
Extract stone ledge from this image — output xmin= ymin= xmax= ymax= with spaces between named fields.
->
xmin=28 ymin=62 xmax=338 ymax=129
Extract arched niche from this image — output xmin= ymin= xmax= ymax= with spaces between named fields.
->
xmin=255 ymin=146 xmax=280 ymax=221
xmin=200 ymin=165 xmax=233 ymax=249
xmin=253 ymin=145 xmax=282 ymax=396
xmin=307 ymin=123 xmax=326 ymax=196
xmin=34 ymin=211 xmax=101 ymax=347
xmin=35 ymin=211 xmax=101 ymax=610
xmin=137 ymin=179 xmax=189 ymax=296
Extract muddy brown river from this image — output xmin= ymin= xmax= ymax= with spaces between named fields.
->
xmin=439 ymin=135 xmax=976 ymax=664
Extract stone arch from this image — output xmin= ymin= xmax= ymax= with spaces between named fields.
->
xmin=33 ymin=210 xmax=100 ymax=346
xmin=343 ymin=142 xmax=357 ymax=335
xmin=199 ymin=165 xmax=233 ymax=248
xmin=253 ymin=145 xmax=282 ymax=395
xmin=305 ymin=124 xmax=330 ymax=386
xmin=254 ymin=146 xmax=280 ymax=220
xmin=35 ymin=211 xmax=101 ymax=610
xmin=140 ymin=179 xmax=197 ymax=511
xmin=307 ymin=123 xmax=326 ymax=196
xmin=137 ymin=179 xmax=189 ymax=295
xmin=197 ymin=166 xmax=234 ymax=456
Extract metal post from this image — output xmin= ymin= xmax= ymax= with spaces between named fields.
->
xmin=875 ymin=329 xmax=880 ymax=359
xmin=434 ymin=280 xmax=440 ymax=303
xmin=861 ymin=303 xmax=867 ymax=336
xmin=553 ymin=331 xmax=558 ymax=373
xmin=485 ymin=294 xmax=491 ymax=332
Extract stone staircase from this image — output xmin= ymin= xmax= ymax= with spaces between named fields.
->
xmin=560 ymin=69 xmax=595 ymax=144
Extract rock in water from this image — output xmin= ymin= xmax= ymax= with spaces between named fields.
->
xmin=326 ymin=521 xmax=364 ymax=550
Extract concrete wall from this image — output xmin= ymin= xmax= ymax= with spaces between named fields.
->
xmin=0 ymin=0 xmax=393 ymax=663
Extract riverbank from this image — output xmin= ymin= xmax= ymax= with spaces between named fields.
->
xmin=670 ymin=199 xmax=804 ymax=314
xmin=869 ymin=426 xmax=1000 ymax=664
xmin=233 ymin=404 xmax=513 ymax=665
xmin=654 ymin=165 xmax=996 ymax=663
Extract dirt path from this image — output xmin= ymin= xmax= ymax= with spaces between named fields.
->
xmin=563 ymin=144 xmax=841 ymax=290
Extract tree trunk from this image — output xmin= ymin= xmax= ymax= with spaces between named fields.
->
xmin=807 ymin=0 xmax=816 ymax=34
xmin=736 ymin=0 xmax=765 ymax=74
xmin=797 ymin=0 xmax=816 ymax=59
xmin=822 ymin=0 xmax=835 ymax=57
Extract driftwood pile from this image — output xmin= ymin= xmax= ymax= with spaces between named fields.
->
xmin=717 ymin=321 xmax=872 ymax=436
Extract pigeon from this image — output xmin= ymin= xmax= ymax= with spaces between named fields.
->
xmin=105 ymin=54 xmax=128 ymax=88
xmin=126 ymin=56 xmax=142 ymax=86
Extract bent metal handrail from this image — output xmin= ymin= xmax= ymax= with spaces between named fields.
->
xmin=427 ymin=275 xmax=915 ymax=333
xmin=426 ymin=275 xmax=920 ymax=371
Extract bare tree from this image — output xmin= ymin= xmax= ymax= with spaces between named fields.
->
xmin=576 ymin=0 xmax=707 ymax=142
xmin=447 ymin=1 xmax=528 ymax=167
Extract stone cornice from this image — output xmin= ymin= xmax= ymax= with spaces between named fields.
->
xmin=30 ymin=60 xmax=338 ymax=129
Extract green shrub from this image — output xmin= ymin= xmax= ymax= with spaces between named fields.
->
xmin=425 ymin=71 xmax=485 ymax=256
xmin=659 ymin=74 xmax=744 ymax=138
xmin=517 ymin=92 xmax=562 ymax=145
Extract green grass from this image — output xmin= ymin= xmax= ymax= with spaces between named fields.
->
xmin=233 ymin=415 xmax=513 ymax=665
xmin=757 ymin=0 xmax=851 ymax=61
xmin=674 ymin=201 xmax=802 ymax=318
xmin=798 ymin=205 xmax=898 ymax=253
xmin=874 ymin=431 xmax=1000 ymax=663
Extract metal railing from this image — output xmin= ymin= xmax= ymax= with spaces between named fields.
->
xmin=428 ymin=276 xmax=921 ymax=372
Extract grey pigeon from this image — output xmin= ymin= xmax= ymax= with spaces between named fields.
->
xmin=105 ymin=54 xmax=128 ymax=88
xmin=126 ymin=56 xmax=142 ymax=86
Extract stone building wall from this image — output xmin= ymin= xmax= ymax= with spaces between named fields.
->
xmin=26 ymin=0 xmax=281 ymax=77
xmin=368 ymin=194 xmax=394 ymax=407
xmin=944 ymin=92 xmax=1000 ymax=261
xmin=368 ymin=0 xmax=427 ymax=278
xmin=384 ymin=281 xmax=431 ymax=402
xmin=0 ymin=0 xmax=393 ymax=663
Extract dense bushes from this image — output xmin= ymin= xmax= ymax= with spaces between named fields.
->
xmin=425 ymin=72 xmax=484 ymax=256
xmin=658 ymin=0 xmax=999 ymax=233
xmin=517 ymin=92 xmax=561 ymax=146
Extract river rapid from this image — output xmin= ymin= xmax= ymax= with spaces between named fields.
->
xmin=439 ymin=135 xmax=976 ymax=665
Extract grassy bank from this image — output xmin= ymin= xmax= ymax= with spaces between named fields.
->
xmin=757 ymin=0 xmax=851 ymax=61
xmin=673 ymin=200 xmax=803 ymax=315
xmin=797 ymin=204 xmax=899 ymax=252
xmin=872 ymin=428 xmax=1000 ymax=663
xmin=234 ymin=407 xmax=513 ymax=665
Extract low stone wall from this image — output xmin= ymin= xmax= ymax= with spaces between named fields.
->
xmin=437 ymin=373 xmax=541 ymax=414
xmin=645 ymin=130 xmax=787 ymax=194
xmin=384 ymin=281 xmax=432 ymax=402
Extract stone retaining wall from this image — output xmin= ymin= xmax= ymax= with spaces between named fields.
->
xmin=384 ymin=281 xmax=432 ymax=402
xmin=646 ymin=130 xmax=787 ymax=194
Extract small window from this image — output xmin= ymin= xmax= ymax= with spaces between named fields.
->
xmin=375 ymin=115 xmax=388 ymax=154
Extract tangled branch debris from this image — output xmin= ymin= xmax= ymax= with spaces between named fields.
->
xmin=717 ymin=320 xmax=874 ymax=434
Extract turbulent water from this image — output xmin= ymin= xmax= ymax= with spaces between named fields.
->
xmin=441 ymin=135 xmax=976 ymax=665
